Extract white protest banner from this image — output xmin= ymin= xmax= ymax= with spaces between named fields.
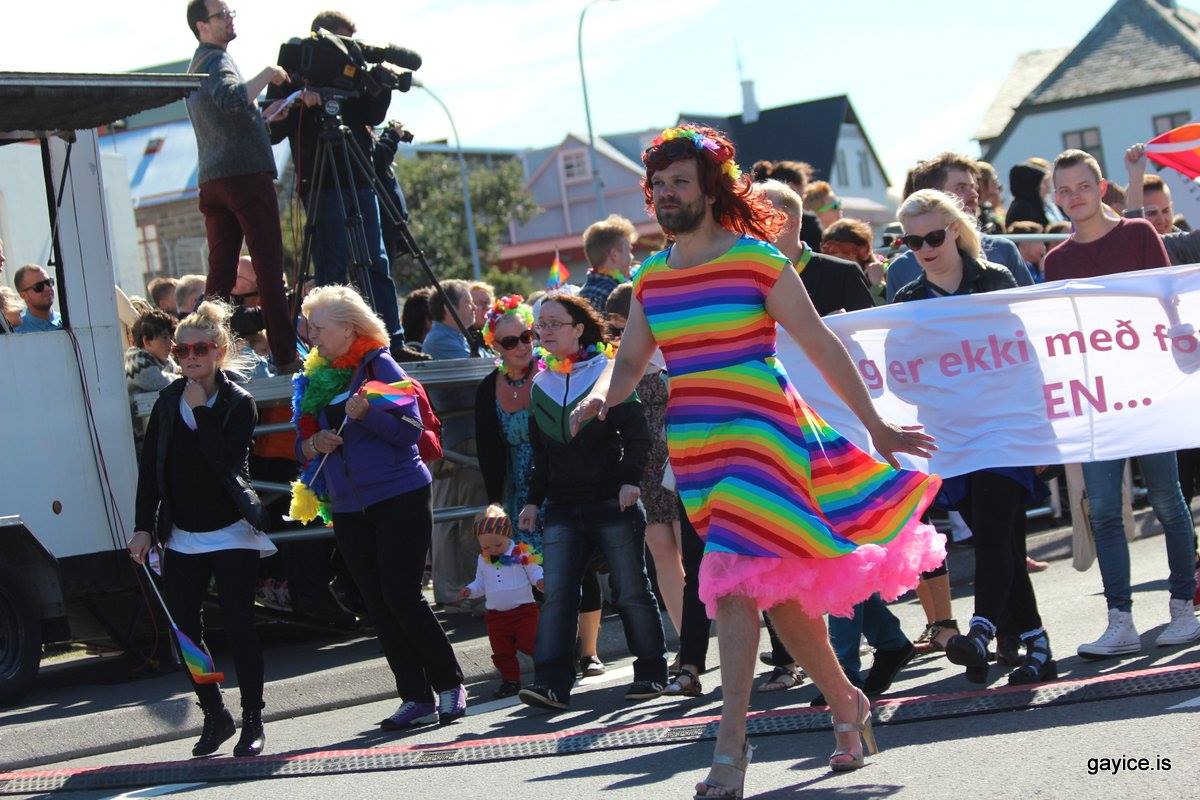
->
xmin=776 ymin=264 xmax=1200 ymax=478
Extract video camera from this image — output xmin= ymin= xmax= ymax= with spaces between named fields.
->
xmin=278 ymin=29 xmax=422 ymax=99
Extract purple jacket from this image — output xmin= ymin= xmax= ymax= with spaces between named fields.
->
xmin=297 ymin=348 xmax=432 ymax=513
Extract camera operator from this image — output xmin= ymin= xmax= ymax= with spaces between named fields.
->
xmin=266 ymin=11 xmax=405 ymax=354
xmin=183 ymin=0 xmax=300 ymax=374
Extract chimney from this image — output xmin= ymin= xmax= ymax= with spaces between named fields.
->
xmin=741 ymin=79 xmax=760 ymax=124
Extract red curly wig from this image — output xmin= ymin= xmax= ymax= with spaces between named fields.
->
xmin=641 ymin=124 xmax=786 ymax=242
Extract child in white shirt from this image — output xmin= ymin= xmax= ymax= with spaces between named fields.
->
xmin=459 ymin=505 xmax=544 ymax=698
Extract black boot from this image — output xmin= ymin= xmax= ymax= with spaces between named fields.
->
xmin=192 ymin=702 xmax=236 ymax=758
xmin=233 ymin=709 xmax=266 ymax=757
xmin=946 ymin=617 xmax=995 ymax=669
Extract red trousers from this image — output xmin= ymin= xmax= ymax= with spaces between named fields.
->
xmin=198 ymin=172 xmax=297 ymax=367
xmin=486 ymin=602 xmax=539 ymax=682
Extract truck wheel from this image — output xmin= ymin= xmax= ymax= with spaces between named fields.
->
xmin=0 ymin=562 xmax=41 ymax=704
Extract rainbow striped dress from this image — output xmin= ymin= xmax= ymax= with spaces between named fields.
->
xmin=634 ymin=236 xmax=943 ymax=617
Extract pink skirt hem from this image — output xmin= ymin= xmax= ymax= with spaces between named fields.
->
xmin=697 ymin=516 xmax=947 ymax=620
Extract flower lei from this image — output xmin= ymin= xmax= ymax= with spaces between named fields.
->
xmin=288 ymin=335 xmax=387 ymax=525
xmin=652 ymin=126 xmax=743 ymax=182
xmin=588 ymin=265 xmax=629 ymax=283
xmin=485 ymin=541 xmax=543 ymax=567
xmin=535 ymin=341 xmax=615 ymax=375
xmin=482 ymin=294 xmax=534 ymax=350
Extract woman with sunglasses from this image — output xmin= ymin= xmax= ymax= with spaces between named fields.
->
xmin=129 ymin=301 xmax=276 ymax=758
xmin=894 ymin=189 xmax=1056 ymax=687
xmin=516 ymin=292 xmax=667 ymax=711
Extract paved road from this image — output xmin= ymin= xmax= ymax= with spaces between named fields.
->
xmin=5 ymin=533 xmax=1198 ymax=799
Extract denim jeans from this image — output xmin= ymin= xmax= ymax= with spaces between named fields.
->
xmin=828 ymin=593 xmax=911 ymax=680
xmin=1081 ymin=453 xmax=1198 ymax=611
xmin=309 ymin=184 xmax=403 ymax=346
xmin=534 ymin=499 xmax=667 ymax=699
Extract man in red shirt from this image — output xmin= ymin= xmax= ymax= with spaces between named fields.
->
xmin=1043 ymin=149 xmax=1200 ymax=658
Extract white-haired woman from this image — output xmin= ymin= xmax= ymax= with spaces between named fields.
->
xmin=895 ymin=189 xmax=1055 ymax=686
xmin=128 ymin=301 xmax=276 ymax=758
xmin=292 ymin=285 xmax=465 ymax=730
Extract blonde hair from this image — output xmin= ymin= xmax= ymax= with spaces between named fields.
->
xmin=474 ymin=503 xmax=513 ymax=538
xmin=582 ymin=214 xmax=638 ymax=268
xmin=301 ymin=284 xmax=390 ymax=345
xmin=897 ymin=189 xmax=982 ymax=259
xmin=803 ymin=180 xmax=834 ymax=209
xmin=757 ymin=179 xmax=803 ymax=218
xmin=176 ymin=299 xmax=254 ymax=372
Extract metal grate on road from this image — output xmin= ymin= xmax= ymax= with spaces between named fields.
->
xmin=2 ymin=661 xmax=1198 ymax=795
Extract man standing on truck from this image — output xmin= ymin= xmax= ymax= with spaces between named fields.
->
xmin=183 ymin=0 xmax=300 ymax=373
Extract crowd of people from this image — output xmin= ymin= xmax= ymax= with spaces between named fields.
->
xmin=8 ymin=0 xmax=1198 ymax=792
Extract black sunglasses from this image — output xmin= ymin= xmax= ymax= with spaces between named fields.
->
xmin=20 ymin=278 xmax=54 ymax=293
xmin=496 ymin=330 xmax=535 ymax=350
xmin=901 ymin=226 xmax=952 ymax=251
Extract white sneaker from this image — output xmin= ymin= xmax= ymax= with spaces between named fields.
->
xmin=1077 ymin=609 xmax=1141 ymax=659
xmin=1156 ymin=598 xmax=1200 ymax=647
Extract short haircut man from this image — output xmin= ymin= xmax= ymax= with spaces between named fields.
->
xmin=131 ymin=308 xmax=177 ymax=348
xmin=579 ymin=214 xmax=637 ymax=313
xmin=427 ymin=279 xmax=472 ymax=327
xmin=147 ymin=277 xmax=179 ymax=313
xmin=1142 ymin=174 xmax=1176 ymax=235
xmin=911 ymin=153 xmax=980 ymax=199
xmin=12 ymin=264 xmax=61 ymax=332
xmin=311 ymin=10 xmax=355 ymax=34
xmin=175 ymin=274 xmax=207 ymax=316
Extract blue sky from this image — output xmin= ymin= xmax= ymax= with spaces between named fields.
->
xmin=1 ymin=0 xmax=1139 ymax=182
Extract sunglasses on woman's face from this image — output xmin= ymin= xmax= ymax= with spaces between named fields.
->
xmin=901 ymin=226 xmax=952 ymax=251
xmin=172 ymin=342 xmax=216 ymax=359
xmin=497 ymin=330 xmax=535 ymax=350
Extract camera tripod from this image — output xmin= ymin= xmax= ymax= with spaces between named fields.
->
xmin=292 ymin=97 xmax=476 ymax=351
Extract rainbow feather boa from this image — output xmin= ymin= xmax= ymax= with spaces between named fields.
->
xmin=535 ymin=342 xmax=614 ymax=375
xmin=486 ymin=542 xmax=543 ymax=566
xmin=288 ymin=337 xmax=385 ymax=525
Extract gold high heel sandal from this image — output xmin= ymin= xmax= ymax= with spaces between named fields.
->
xmin=694 ymin=740 xmax=754 ymax=798
xmin=828 ymin=691 xmax=879 ymax=772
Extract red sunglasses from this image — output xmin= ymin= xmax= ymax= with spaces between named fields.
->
xmin=172 ymin=342 xmax=217 ymax=359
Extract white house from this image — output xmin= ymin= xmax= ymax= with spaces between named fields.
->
xmin=978 ymin=0 xmax=1200 ymax=207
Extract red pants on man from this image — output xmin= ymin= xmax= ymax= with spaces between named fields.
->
xmin=198 ymin=172 xmax=297 ymax=368
xmin=486 ymin=602 xmax=539 ymax=683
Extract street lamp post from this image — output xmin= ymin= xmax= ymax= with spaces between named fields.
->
xmin=578 ymin=0 xmax=614 ymax=220
xmin=415 ymin=80 xmax=483 ymax=280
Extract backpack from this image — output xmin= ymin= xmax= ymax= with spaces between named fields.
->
xmin=366 ymin=359 xmax=443 ymax=463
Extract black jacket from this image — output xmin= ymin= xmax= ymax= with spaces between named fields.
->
xmin=801 ymin=212 xmax=823 ymax=251
xmin=135 ymin=371 xmax=258 ymax=543
xmin=474 ymin=369 xmax=508 ymax=505
xmin=526 ymin=376 xmax=649 ymax=506
xmin=1006 ymin=162 xmax=1049 ymax=228
xmin=266 ymin=79 xmax=391 ymax=194
xmin=893 ymin=252 xmax=1017 ymax=302
xmin=801 ymin=251 xmax=876 ymax=317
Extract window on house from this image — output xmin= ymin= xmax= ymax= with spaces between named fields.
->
xmin=857 ymin=151 xmax=872 ymax=188
xmin=559 ymin=149 xmax=590 ymax=184
xmin=834 ymin=150 xmax=847 ymax=185
xmin=1153 ymin=111 xmax=1191 ymax=135
xmin=1062 ymin=128 xmax=1106 ymax=175
xmin=137 ymin=223 xmax=162 ymax=278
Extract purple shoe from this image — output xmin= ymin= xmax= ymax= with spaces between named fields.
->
xmin=437 ymin=685 xmax=467 ymax=724
xmin=379 ymin=701 xmax=438 ymax=730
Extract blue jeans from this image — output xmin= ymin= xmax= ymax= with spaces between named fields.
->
xmin=534 ymin=499 xmax=667 ymax=699
xmin=310 ymin=185 xmax=403 ymax=346
xmin=1081 ymin=453 xmax=1198 ymax=611
xmin=828 ymin=593 xmax=910 ymax=681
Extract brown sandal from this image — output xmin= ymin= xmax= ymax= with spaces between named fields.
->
xmin=664 ymin=668 xmax=704 ymax=697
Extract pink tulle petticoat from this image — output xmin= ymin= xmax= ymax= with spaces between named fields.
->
xmin=698 ymin=516 xmax=947 ymax=620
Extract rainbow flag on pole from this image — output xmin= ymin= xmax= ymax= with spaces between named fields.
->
xmin=176 ymin=628 xmax=225 ymax=684
xmin=546 ymin=249 xmax=570 ymax=288
xmin=360 ymin=379 xmax=418 ymax=410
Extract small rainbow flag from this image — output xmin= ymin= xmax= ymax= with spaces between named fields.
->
xmin=175 ymin=626 xmax=224 ymax=685
xmin=546 ymin=249 xmax=570 ymax=288
xmin=360 ymin=379 xmax=418 ymax=409
xmin=1147 ymin=122 xmax=1200 ymax=179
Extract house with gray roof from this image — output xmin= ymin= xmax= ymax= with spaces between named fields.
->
xmin=978 ymin=0 xmax=1200 ymax=200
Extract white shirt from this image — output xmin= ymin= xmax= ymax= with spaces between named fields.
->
xmin=465 ymin=543 xmax=544 ymax=611
xmin=167 ymin=518 xmax=278 ymax=558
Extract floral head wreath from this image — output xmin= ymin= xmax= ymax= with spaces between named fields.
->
xmin=482 ymin=294 xmax=535 ymax=349
xmin=650 ymin=126 xmax=743 ymax=182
